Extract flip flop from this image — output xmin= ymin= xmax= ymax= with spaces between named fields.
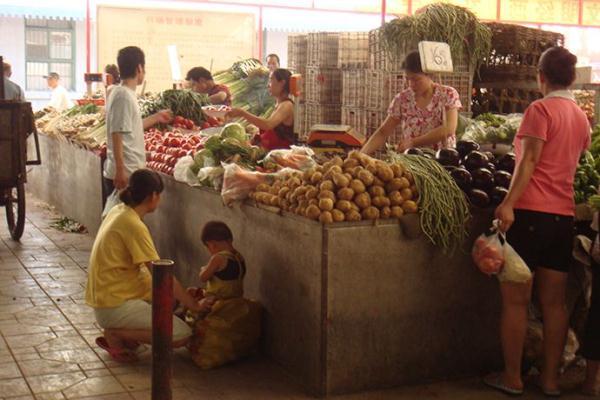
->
xmin=483 ymin=374 xmax=524 ymax=396
xmin=95 ymin=336 xmax=138 ymax=363
xmin=534 ymin=380 xmax=561 ymax=397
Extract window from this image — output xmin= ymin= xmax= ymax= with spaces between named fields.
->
xmin=25 ymin=18 xmax=75 ymax=91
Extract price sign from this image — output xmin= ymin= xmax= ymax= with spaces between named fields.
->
xmin=418 ymin=41 xmax=453 ymax=73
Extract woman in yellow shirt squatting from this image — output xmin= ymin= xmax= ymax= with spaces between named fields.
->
xmin=186 ymin=221 xmax=262 ymax=370
xmin=85 ymin=169 xmax=214 ymax=363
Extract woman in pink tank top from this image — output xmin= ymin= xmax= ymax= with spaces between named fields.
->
xmin=485 ymin=47 xmax=592 ymax=396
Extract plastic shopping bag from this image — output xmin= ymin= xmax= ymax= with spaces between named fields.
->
xmin=472 ymin=222 xmax=505 ymax=276
xmin=263 ymin=145 xmax=316 ymax=171
xmin=498 ymin=241 xmax=533 ymax=283
xmin=101 ymin=189 xmax=120 ymax=219
xmin=472 ymin=220 xmax=532 ymax=283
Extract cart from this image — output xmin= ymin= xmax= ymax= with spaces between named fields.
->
xmin=0 ymin=101 xmax=41 ymax=240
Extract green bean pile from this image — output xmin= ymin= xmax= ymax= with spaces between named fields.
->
xmin=388 ymin=152 xmax=471 ymax=255
xmin=159 ymin=90 xmax=211 ymax=125
xmin=381 ymin=3 xmax=492 ymax=73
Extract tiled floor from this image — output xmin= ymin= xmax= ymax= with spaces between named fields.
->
xmin=0 ymin=194 xmax=593 ymax=399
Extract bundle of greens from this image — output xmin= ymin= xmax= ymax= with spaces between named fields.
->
xmin=463 ymin=113 xmax=522 ymax=145
xmin=214 ymin=59 xmax=275 ymax=118
xmin=387 ymin=151 xmax=471 ymax=255
xmin=139 ymin=90 xmax=210 ymax=125
xmin=381 ymin=3 xmax=492 ymax=72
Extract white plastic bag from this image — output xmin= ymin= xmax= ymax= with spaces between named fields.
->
xmin=264 ymin=145 xmax=316 ymax=171
xmin=102 ymin=189 xmax=120 ymax=219
xmin=220 ymin=163 xmax=271 ymax=206
xmin=472 ymin=220 xmax=532 ymax=283
xmin=197 ymin=166 xmax=225 ymax=190
xmin=498 ymin=241 xmax=533 ymax=283
xmin=173 ymin=156 xmax=200 ymax=186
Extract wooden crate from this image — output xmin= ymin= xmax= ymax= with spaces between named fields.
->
xmin=342 ymin=70 xmax=367 ymax=108
xmin=0 ymin=102 xmax=31 ymax=185
xmin=307 ymin=32 xmax=339 ymax=68
xmin=337 ymin=32 xmax=369 ymax=69
xmin=305 ymin=67 xmax=342 ymax=104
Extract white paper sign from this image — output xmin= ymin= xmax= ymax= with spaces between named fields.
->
xmin=418 ymin=41 xmax=454 ymax=73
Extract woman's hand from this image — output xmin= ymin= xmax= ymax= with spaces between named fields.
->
xmin=225 ymin=108 xmax=245 ymax=119
xmin=396 ymin=138 xmax=413 ymax=153
xmin=495 ymin=201 xmax=515 ymax=232
xmin=188 ymin=296 xmax=215 ymax=313
xmin=154 ymin=109 xmax=173 ymax=124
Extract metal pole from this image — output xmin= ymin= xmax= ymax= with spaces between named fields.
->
xmin=152 ymin=259 xmax=174 ymax=400
xmin=381 ymin=0 xmax=386 ymax=26
xmin=258 ymin=6 xmax=264 ymax=61
xmin=86 ymin=0 xmax=91 ymax=73
xmin=0 ymin=56 xmax=5 ymax=100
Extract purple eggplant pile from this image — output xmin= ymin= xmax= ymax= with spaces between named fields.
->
xmin=405 ymin=140 xmax=515 ymax=208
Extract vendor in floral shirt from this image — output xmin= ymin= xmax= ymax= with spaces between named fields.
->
xmin=361 ymin=51 xmax=462 ymax=155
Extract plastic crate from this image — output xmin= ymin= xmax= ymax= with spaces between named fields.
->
xmin=438 ymin=71 xmax=473 ymax=113
xmin=472 ymin=87 xmax=542 ymax=115
xmin=337 ymin=32 xmax=369 ymax=69
xmin=288 ymin=34 xmax=308 ymax=73
xmin=305 ymin=67 xmax=342 ymax=104
xmin=307 ymin=32 xmax=339 ymax=68
xmin=341 ymin=107 xmax=367 ymax=137
xmin=294 ymin=101 xmax=307 ymax=141
xmin=305 ymin=102 xmax=342 ymax=130
xmin=342 ymin=70 xmax=367 ymax=108
xmin=364 ymin=70 xmax=404 ymax=111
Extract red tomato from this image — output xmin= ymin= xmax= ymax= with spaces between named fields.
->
xmin=167 ymin=167 xmax=174 ymax=175
xmin=182 ymin=143 xmax=193 ymax=151
xmin=190 ymin=135 xmax=201 ymax=144
xmin=185 ymin=120 xmax=194 ymax=129
xmin=195 ymin=143 xmax=204 ymax=151
xmin=156 ymin=145 xmax=166 ymax=153
xmin=171 ymin=138 xmax=181 ymax=147
xmin=201 ymin=122 xmax=210 ymax=129
xmin=178 ymin=149 xmax=187 ymax=158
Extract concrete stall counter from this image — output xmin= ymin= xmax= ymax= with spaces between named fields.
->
xmin=27 ymin=136 xmax=502 ymax=396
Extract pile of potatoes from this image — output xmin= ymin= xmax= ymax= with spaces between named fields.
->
xmin=249 ymin=151 xmax=419 ymax=223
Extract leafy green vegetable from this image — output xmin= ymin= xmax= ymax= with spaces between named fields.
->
xmin=221 ymin=123 xmax=248 ymax=142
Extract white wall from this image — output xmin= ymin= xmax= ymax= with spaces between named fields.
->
xmin=0 ymin=16 xmax=26 ymax=87
xmin=0 ymin=16 xmax=96 ymax=110
xmin=264 ymin=30 xmax=292 ymax=68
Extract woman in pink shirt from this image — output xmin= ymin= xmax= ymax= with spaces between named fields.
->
xmin=488 ymin=47 xmax=591 ymax=396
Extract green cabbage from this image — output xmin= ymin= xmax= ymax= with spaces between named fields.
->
xmin=220 ymin=123 xmax=248 ymax=142
xmin=193 ymin=148 xmax=215 ymax=168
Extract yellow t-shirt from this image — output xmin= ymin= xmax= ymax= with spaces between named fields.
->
xmin=85 ymin=203 xmax=159 ymax=308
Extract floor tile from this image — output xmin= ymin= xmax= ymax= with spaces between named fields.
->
xmin=40 ymin=348 xmax=101 ymax=364
xmin=18 ymin=359 xmax=81 ymax=377
xmin=26 ymin=371 xmax=85 ymax=394
xmin=5 ymin=332 xmax=56 ymax=349
xmin=63 ymin=375 xmax=127 ymax=399
xmin=0 ymin=362 xmax=22 ymax=379
xmin=0 ymin=378 xmax=32 ymax=397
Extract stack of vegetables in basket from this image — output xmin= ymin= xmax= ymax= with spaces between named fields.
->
xmin=249 ymin=151 xmax=418 ymax=223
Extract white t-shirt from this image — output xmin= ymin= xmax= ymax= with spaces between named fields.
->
xmin=48 ymin=85 xmax=73 ymax=111
xmin=103 ymin=85 xmax=146 ymax=180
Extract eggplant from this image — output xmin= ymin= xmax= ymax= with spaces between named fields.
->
xmin=404 ymin=148 xmax=424 ymax=156
xmin=451 ymin=167 xmax=473 ymax=191
xmin=498 ymin=153 xmax=516 ymax=173
xmin=490 ymin=186 xmax=509 ymax=205
xmin=463 ymin=151 xmax=490 ymax=172
xmin=484 ymin=151 xmax=496 ymax=163
xmin=444 ymin=165 xmax=458 ymax=173
xmin=436 ymin=148 xmax=461 ymax=167
xmin=487 ymin=163 xmax=496 ymax=173
xmin=469 ymin=189 xmax=490 ymax=208
xmin=472 ymin=168 xmax=495 ymax=191
xmin=456 ymin=140 xmax=480 ymax=158
xmin=494 ymin=170 xmax=512 ymax=189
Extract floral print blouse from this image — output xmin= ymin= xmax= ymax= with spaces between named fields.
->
xmin=387 ymin=84 xmax=462 ymax=150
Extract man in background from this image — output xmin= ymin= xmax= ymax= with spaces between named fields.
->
xmin=266 ymin=54 xmax=280 ymax=73
xmin=45 ymin=72 xmax=73 ymax=111
xmin=185 ymin=67 xmax=231 ymax=106
xmin=2 ymin=62 xmax=24 ymax=101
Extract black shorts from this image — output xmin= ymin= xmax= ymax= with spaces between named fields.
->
xmin=506 ymin=209 xmax=574 ymax=273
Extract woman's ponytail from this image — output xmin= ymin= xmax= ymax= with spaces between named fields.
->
xmin=118 ymin=169 xmax=164 ymax=207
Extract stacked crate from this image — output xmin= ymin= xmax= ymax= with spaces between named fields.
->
xmin=473 ymin=23 xmax=564 ymax=116
xmin=338 ymin=32 xmax=370 ymax=138
xmin=303 ymin=32 xmax=342 ymax=140
xmin=288 ymin=35 xmax=308 ymax=140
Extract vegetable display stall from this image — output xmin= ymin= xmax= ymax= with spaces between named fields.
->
xmin=26 ymin=133 xmax=501 ymax=396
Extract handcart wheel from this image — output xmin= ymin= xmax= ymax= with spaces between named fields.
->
xmin=5 ymin=182 xmax=25 ymax=241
